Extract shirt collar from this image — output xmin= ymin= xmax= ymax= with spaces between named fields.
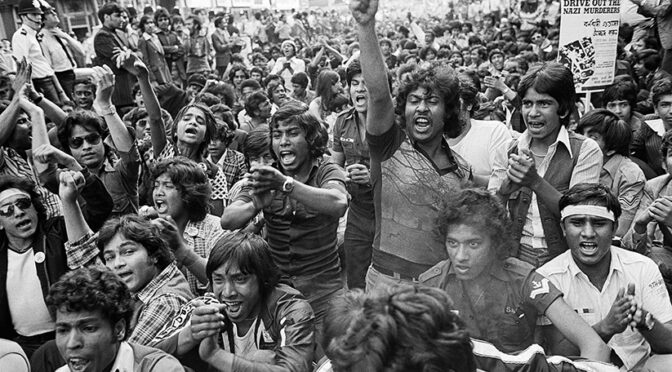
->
xmin=446 ymin=260 xmax=510 ymax=282
xmin=602 ymin=154 xmax=624 ymax=178
xmin=567 ymin=246 xmax=622 ymax=278
xmin=518 ymin=125 xmax=573 ymax=159
xmin=21 ymin=24 xmax=37 ymax=36
xmin=135 ymin=263 xmax=181 ymax=304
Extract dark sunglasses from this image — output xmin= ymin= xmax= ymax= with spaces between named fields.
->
xmin=70 ymin=133 xmax=101 ymax=149
xmin=0 ymin=198 xmax=32 ymax=217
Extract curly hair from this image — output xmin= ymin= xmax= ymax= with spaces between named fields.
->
xmin=206 ymin=232 xmax=281 ymax=301
xmin=46 ymin=266 xmax=134 ymax=339
xmin=150 ymin=157 xmax=212 ymax=222
xmin=97 ymin=214 xmax=174 ymax=271
xmin=269 ymin=102 xmax=326 ymax=160
xmin=395 ymin=65 xmax=461 ymax=138
xmin=0 ymin=175 xmax=47 ymax=226
xmin=323 ymin=285 xmax=475 ymax=372
xmin=435 ymin=188 xmax=513 ymax=260
xmin=651 ymin=76 xmax=672 ymax=107
xmin=172 ymin=103 xmax=218 ymax=158
xmin=57 ymin=109 xmax=111 ymax=156
xmin=559 ymin=183 xmax=622 ymax=221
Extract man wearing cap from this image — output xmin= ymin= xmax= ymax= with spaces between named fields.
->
xmin=12 ymin=0 xmax=69 ymax=106
xmin=538 ymin=183 xmax=672 ymax=371
xmin=40 ymin=6 xmax=85 ymax=100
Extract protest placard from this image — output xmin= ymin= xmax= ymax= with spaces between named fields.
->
xmin=558 ymin=0 xmax=620 ymax=92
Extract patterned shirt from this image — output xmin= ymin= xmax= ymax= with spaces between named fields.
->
xmin=155 ymin=142 xmax=229 ymax=202
xmin=65 ymin=231 xmax=100 ymax=269
xmin=128 ymin=263 xmax=193 ymax=347
xmin=210 ymin=149 xmax=248 ymax=191
xmin=182 ymin=214 xmax=225 ymax=295
xmin=0 ymin=147 xmax=62 ymax=219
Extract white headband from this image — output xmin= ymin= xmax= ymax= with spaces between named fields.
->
xmin=0 ymin=189 xmax=31 ymax=206
xmin=560 ymin=205 xmax=615 ymax=222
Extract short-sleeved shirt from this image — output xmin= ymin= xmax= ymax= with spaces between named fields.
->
xmin=331 ymin=109 xmax=373 ymax=214
xmin=368 ymin=124 xmax=472 ymax=278
xmin=420 ymin=257 xmax=563 ymax=353
xmin=599 ymin=155 xmax=645 ymax=236
xmin=537 ymin=247 xmax=672 ymax=369
xmin=12 ymin=25 xmax=54 ymax=79
xmin=233 ymin=160 xmax=347 ymax=278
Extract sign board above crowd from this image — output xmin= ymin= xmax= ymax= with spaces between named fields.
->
xmin=557 ymin=0 xmax=620 ymax=92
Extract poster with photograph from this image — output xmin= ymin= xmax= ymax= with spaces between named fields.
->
xmin=557 ymin=0 xmax=620 ymax=92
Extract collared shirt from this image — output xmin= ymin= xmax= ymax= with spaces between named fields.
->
xmin=270 ymin=57 xmax=306 ymax=92
xmin=332 ymin=108 xmax=373 ymax=212
xmin=56 ymin=341 xmax=183 ymax=372
xmin=209 ymin=149 xmax=248 ymax=191
xmin=39 ymin=30 xmax=76 ymax=72
xmin=600 ymin=155 xmax=645 ymax=237
xmin=128 ymin=263 xmax=193 ymax=346
xmin=622 ymin=175 xmax=672 ymax=253
xmin=97 ymin=146 xmax=141 ymax=216
xmin=155 ymin=142 xmax=229 ymax=202
xmin=0 ymin=147 xmax=62 ymax=219
xmin=12 ymin=24 xmax=54 ymax=79
xmin=234 ymin=160 xmax=347 ymax=277
xmin=489 ymin=126 xmax=602 ymax=254
xmin=182 ymin=214 xmax=225 ymax=295
xmin=538 ymin=247 xmax=672 ymax=369
xmin=420 ymin=257 xmax=562 ymax=354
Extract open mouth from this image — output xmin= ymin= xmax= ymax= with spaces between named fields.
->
xmin=279 ymin=151 xmax=296 ymax=166
xmin=579 ymin=242 xmax=598 ymax=256
xmin=184 ymin=127 xmax=198 ymax=135
xmin=16 ymin=220 xmax=31 ymax=229
xmin=414 ymin=117 xmax=431 ymax=133
xmin=68 ymin=358 xmax=90 ymax=372
xmin=355 ymin=95 xmax=366 ymax=105
xmin=527 ymin=121 xmax=545 ymax=130
xmin=154 ymin=200 xmax=169 ymax=214
xmin=223 ymin=301 xmax=242 ymax=315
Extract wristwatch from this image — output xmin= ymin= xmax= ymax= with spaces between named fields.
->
xmin=637 ymin=311 xmax=655 ymax=332
xmin=282 ymin=176 xmax=295 ymax=194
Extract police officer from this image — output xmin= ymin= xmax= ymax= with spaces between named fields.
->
xmin=11 ymin=0 xmax=69 ymax=106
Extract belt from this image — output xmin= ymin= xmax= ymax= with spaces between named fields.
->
xmin=32 ymin=76 xmax=53 ymax=82
xmin=372 ymin=264 xmax=417 ymax=281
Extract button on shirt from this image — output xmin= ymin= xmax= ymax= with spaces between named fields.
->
xmin=489 ymin=126 xmax=602 ymax=254
xmin=12 ymin=25 xmax=55 ymax=79
xmin=537 ymin=247 xmax=672 ymax=369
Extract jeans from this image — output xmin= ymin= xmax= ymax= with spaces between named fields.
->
xmin=343 ymin=206 xmax=375 ymax=289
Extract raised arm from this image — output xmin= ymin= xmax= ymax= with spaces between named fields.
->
xmin=91 ymin=65 xmax=134 ymax=152
xmin=115 ymin=49 xmax=166 ymax=155
xmin=58 ymin=170 xmax=92 ymax=242
xmin=350 ymin=0 xmax=394 ymax=135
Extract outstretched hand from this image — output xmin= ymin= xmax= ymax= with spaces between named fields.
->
xmin=112 ymin=47 xmax=148 ymax=76
xmin=349 ymin=0 xmax=379 ymax=26
xmin=12 ymin=58 xmax=31 ymax=95
xmin=91 ymin=65 xmax=115 ymax=109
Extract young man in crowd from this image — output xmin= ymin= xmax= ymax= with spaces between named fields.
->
xmin=153 ymin=232 xmax=315 ymax=371
xmin=72 ymin=79 xmax=95 ymax=112
xmin=351 ymin=0 xmax=472 ymax=289
xmin=93 ymin=2 xmax=137 ymax=112
xmin=290 ymin=72 xmax=315 ymax=105
xmin=43 ymin=267 xmax=184 ymax=372
xmin=490 ymin=62 xmax=602 ymax=267
xmin=419 ymin=188 xmax=610 ymax=360
xmin=222 ymin=103 xmax=347 ymax=341
xmin=538 ymin=184 xmax=672 ymax=371
xmin=330 ymin=59 xmax=375 ymax=289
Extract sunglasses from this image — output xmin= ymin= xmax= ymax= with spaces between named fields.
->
xmin=0 ymin=198 xmax=32 ymax=217
xmin=70 ymin=133 xmax=102 ymax=149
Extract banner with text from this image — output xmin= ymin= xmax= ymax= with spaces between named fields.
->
xmin=558 ymin=0 xmax=620 ymax=92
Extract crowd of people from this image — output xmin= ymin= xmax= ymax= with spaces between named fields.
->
xmin=2 ymin=0 xmax=672 ymax=370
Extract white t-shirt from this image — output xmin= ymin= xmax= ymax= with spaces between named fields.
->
xmin=447 ymin=119 xmax=511 ymax=184
xmin=7 ymin=249 xmax=54 ymax=336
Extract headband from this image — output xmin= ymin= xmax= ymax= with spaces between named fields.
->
xmin=0 ymin=189 xmax=31 ymax=206
xmin=560 ymin=205 xmax=615 ymax=222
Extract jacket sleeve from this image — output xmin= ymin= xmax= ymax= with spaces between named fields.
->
xmin=78 ymin=170 xmax=113 ymax=232
xmin=229 ymin=293 xmax=315 ymax=372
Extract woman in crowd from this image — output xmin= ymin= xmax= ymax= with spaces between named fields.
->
xmin=308 ymin=70 xmax=342 ymax=123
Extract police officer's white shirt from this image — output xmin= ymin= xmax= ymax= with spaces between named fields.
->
xmin=12 ymin=24 xmax=55 ymax=79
